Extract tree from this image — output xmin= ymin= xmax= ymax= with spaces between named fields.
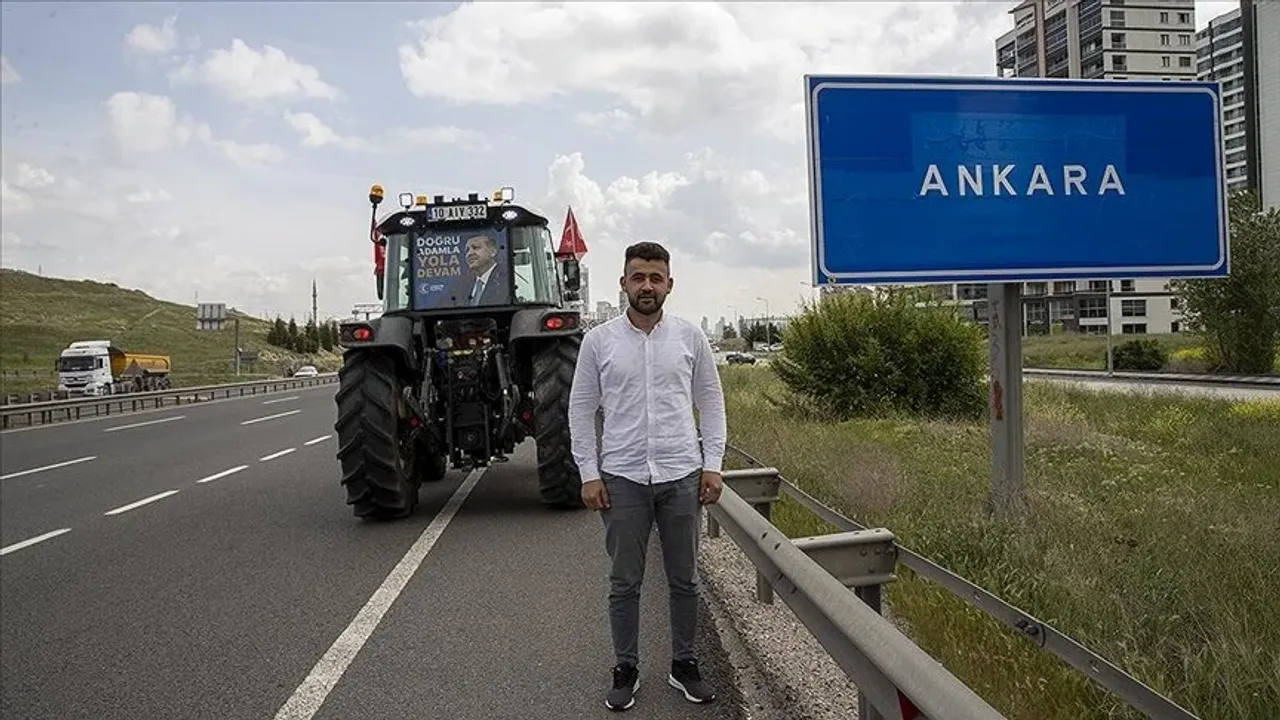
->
xmin=721 ymin=325 xmax=737 ymax=340
xmin=287 ymin=317 xmax=300 ymax=351
xmin=1169 ymin=191 xmax=1280 ymax=374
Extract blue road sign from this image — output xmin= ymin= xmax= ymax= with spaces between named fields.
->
xmin=805 ymin=75 xmax=1228 ymax=285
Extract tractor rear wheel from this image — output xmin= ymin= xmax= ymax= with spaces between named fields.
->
xmin=334 ymin=350 xmax=421 ymax=519
xmin=531 ymin=335 xmax=584 ymax=509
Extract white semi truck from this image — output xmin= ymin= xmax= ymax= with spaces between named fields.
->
xmin=56 ymin=340 xmax=172 ymax=396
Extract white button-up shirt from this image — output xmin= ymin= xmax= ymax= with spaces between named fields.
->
xmin=568 ymin=311 xmax=727 ymax=486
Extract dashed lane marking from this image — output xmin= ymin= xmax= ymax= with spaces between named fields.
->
xmin=103 ymin=415 xmax=186 ymax=433
xmin=1 ymin=528 xmax=72 ymax=557
xmin=260 ymin=448 xmax=296 ymax=462
xmin=197 ymin=465 xmax=250 ymax=484
xmin=241 ymin=410 xmax=302 ymax=426
xmin=303 ymin=435 xmax=331 ymax=446
xmin=104 ymin=490 xmax=180 ymax=516
xmin=0 ymin=455 xmax=97 ymax=481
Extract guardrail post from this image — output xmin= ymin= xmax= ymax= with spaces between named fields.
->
xmin=719 ymin=468 xmax=783 ymax=604
xmin=792 ymin=528 xmax=898 ymax=720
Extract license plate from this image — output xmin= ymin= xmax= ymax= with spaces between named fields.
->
xmin=428 ymin=204 xmax=488 ymax=222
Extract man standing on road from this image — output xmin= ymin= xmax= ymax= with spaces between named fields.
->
xmin=568 ymin=240 xmax=727 ymax=712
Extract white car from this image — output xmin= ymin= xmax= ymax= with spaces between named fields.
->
xmin=293 ymin=365 xmax=319 ymax=377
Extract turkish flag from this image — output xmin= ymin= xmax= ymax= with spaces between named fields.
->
xmin=557 ymin=206 xmax=588 ymax=259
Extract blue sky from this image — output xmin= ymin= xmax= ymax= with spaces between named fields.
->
xmin=1 ymin=1 xmax=1241 ymax=327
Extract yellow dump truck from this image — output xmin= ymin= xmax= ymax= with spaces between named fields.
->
xmin=56 ymin=340 xmax=172 ymax=396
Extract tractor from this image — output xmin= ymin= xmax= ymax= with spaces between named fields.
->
xmin=333 ymin=184 xmax=586 ymax=519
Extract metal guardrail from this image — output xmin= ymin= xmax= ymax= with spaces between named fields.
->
xmin=0 ymin=374 xmax=339 ymax=430
xmin=1024 ymin=366 xmax=1280 ymax=388
xmin=707 ymin=467 xmax=1006 ymax=720
xmin=719 ymin=444 xmax=1202 ymax=720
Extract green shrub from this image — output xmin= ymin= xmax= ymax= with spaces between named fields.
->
xmin=1112 ymin=338 xmax=1167 ymax=371
xmin=771 ymin=289 xmax=987 ymax=421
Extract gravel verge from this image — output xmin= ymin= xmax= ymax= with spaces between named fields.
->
xmin=697 ymin=522 xmax=866 ymax=719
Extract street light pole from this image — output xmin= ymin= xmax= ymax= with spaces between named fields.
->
xmin=756 ymin=296 xmax=771 ymax=346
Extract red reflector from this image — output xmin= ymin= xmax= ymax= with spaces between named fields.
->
xmin=544 ymin=316 xmax=565 ymax=330
xmin=352 ymin=327 xmax=372 ymax=341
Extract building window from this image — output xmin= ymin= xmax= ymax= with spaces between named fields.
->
xmin=1161 ymin=33 xmax=1170 ymax=45
xmin=1171 ymin=321 xmax=1180 ymax=333
xmin=1112 ymin=54 xmax=1127 ymax=70
xmin=1120 ymin=279 xmax=1135 ymax=292
xmin=1180 ymin=56 xmax=1191 ymax=68
xmin=1025 ymin=282 xmax=1047 ymax=296
xmin=1162 ymin=55 xmax=1171 ymax=67
xmin=1111 ymin=32 xmax=1126 ymax=48
xmin=1079 ymin=297 xmax=1108 ymax=318
xmin=1121 ymin=299 xmax=1147 ymax=317
xmin=1110 ymin=10 xmax=1126 ymax=25
xmin=1160 ymin=11 xmax=1169 ymax=23
xmin=1122 ymin=323 xmax=1147 ymax=334
xmin=1053 ymin=281 xmax=1077 ymax=294
xmin=1089 ymin=280 xmax=1110 ymax=293
xmin=1179 ymin=12 xmax=1190 ymax=23
xmin=1171 ymin=297 xmax=1180 ymax=310
xmin=1180 ymin=34 xmax=1191 ymax=45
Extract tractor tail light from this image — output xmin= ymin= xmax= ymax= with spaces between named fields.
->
xmin=352 ymin=326 xmax=373 ymax=341
xmin=544 ymin=316 xmax=565 ymax=330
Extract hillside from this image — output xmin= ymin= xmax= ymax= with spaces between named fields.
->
xmin=0 ymin=268 xmax=342 ymax=396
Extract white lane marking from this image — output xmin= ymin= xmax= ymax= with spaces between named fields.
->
xmin=260 ymin=448 xmax=296 ymax=462
xmin=104 ymin=490 xmax=180 ymax=516
xmin=1 ymin=383 xmax=336 ymax=436
xmin=303 ymin=434 xmax=331 ymax=446
xmin=263 ymin=395 xmax=300 ymax=405
xmin=103 ymin=415 xmax=186 ymax=433
xmin=1 ymin=528 xmax=72 ymax=557
xmin=197 ymin=465 xmax=250 ymax=484
xmin=272 ymin=467 xmax=487 ymax=720
xmin=0 ymin=455 xmax=97 ymax=481
xmin=241 ymin=409 xmax=302 ymax=426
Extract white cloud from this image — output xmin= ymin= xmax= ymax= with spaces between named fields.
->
xmin=0 ymin=55 xmax=20 ymax=85
xmin=170 ymin=39 xmax=340 ymax=105
xmin=103 ymin=91 xmax=284 ymax=167
xmin=125 ymin=15 xmax=179 ymax=55
xmin=399 ymin=1 xmax=1010 ymax=141
xmin=281 ymin=111 xmax=489 ymax=153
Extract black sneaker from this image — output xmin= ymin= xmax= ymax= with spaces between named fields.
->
xmin=668 ymin=658 xmax=715 ymax=703
xmin=606 ymin=663 xmax=640 ymax=711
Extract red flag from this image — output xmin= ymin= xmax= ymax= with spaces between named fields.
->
xmin=557 ymin=206 xmax=588 ymax=259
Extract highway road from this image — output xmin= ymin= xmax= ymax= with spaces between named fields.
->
xmin=0 ymin=385 xmax=746 ymax=720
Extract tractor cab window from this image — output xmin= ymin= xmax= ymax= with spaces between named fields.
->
xmin=508 ymin=225 xmax=561 ymax=305
xmin=382 ymin=232 xmax=412 ymax=313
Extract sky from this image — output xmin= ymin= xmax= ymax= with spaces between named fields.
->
xmin=0 ymin=0 xmax=1242 ymax=328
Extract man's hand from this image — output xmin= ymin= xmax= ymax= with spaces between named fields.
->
xmin=582 ymin=479 xmax=610 ymax=510
xmin=699 ymin=471 xmax=723 ymax=505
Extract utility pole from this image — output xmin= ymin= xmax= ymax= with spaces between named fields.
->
xmin=312 ymin=279 xmax=319 ymax=327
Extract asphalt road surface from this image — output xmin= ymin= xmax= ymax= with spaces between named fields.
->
xmin=0 ymin=385 xmax=746 ymax=720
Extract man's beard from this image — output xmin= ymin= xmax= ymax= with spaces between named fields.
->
xmin=628 ymin=292 xmax=663 ymax=316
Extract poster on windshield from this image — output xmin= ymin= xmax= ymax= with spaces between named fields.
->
xmin=411 ymin=228 xmax=511 ymax=310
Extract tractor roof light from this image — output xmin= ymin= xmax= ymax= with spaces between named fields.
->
xmin=494 ymin=186 xmax=515 ymax=203
xmin=370 ymin=184 xmax=385 ymax=206
xmin=415 ymin=194 xmax=429 ymax=206
xmin=397 ymin=192 xmax=414 ymax=210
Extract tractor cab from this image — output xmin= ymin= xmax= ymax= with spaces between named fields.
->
xmin=367 ymin=185 xmax=580 ymax=316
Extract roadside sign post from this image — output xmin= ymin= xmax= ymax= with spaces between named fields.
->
xmin=805 ymin=75 xmax=1227 ymax=516
xmin=196 ymin=302 xmax=240 ymax=376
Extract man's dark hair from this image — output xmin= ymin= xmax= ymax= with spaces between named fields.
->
xmin=624 ymin=241 xmax=670 ymax=269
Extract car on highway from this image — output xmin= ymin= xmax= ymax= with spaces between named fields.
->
xmin=725 ymin=352 xmax=757 ymax=365
xmin=293 ymin=365 xmax=319 ymax=378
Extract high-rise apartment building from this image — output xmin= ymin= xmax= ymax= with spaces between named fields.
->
xmin=1197 ymin=7 xmax=1250 ymax=193
xmin=970 ymin=0 xmax=1201 ymax=337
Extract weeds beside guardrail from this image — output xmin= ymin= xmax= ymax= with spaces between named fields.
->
xmin=720 ymin=443 xmax=1202 ymax=720
xmin=0 ymin=374 xmax=338 ymax=430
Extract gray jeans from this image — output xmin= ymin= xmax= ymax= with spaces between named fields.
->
xmin=600 ymin=469 xmax=703 ymax=667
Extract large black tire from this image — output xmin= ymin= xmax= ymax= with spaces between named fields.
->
xmin=531 ymin=335 xmax=584 ymax=509
xmin=334 ymin=350 xmax=421 ymax=519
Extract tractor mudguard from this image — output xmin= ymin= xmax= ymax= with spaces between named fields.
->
xmin=339 ymin=314 xmax=418 ymax=372
xmin=508 ymin=307 xmax=583 ymax=343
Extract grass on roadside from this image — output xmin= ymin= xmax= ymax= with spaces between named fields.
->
xmin=719 ymin=364 xmax=1280 ymax=720
xmin=0 ymin=268 xmax=340 ymax=396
